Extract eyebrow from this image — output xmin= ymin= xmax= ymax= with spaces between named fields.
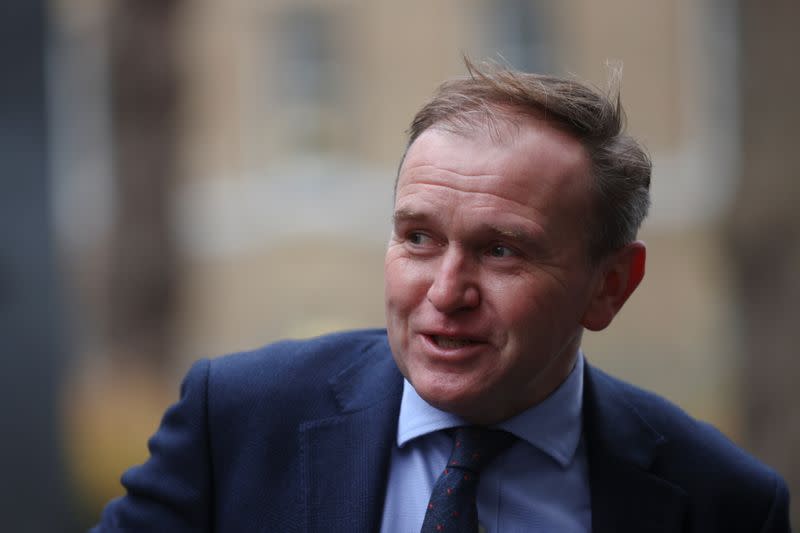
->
xmin=392 ymin=209 xmax=430 ymax=225
xmin=485 ymin=225 xmax=528 ymax=240
xmin=480 ymin=224 xmax=544 ymax=250
xmin=392 ymin=208 xmax=544 ymax=249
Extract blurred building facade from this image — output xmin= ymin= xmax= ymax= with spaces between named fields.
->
xmin=47 ymin=0 xmax=796 ymax=527
xmin=120 ymin=0 xmax=741 ymax=368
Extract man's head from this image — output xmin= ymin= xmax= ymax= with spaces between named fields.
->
xmin=398 ymin=60 xmax=651 ymax=262
xmin=385 ymin=61 xmax=650 ymax=424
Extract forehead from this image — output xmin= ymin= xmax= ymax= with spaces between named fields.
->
xmin=397 ymin=117 xmax=592 ymax=211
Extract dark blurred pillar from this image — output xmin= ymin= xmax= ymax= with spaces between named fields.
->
xmin=728 ymin=0 xmax=800 ymax=524
xmin=0 ymin=1 xmax=75 ymax=531
xmin=107 ymin=0 xmax=184 ymax=370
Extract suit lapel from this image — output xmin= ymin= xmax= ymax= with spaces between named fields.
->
xmin=300 ymin=337 xmax=403 ymax=533
xmin=583 ymin=364 xmax=689 ymax=533
xmin=300 ymin=345 xmax=691 ymax=532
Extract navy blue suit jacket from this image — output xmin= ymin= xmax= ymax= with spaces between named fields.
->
xmin=94 ymin=329 xmax=790 ymax=532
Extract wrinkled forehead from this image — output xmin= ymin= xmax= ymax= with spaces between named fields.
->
xmin=418 ymin=103 xmax=559 ymax=148
xmin=397 ymin=107 xmax=580 ymax=187
xmin=400 ymin=114 xmax=589 ymax=181
xmin=397 ymin=119 xmax=593 ymax=210
xmin=427 ymin=107 xmax=528 ymax=145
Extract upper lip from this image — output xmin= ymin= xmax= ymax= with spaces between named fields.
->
xmin=419 ymin=329 xmax=489 ymax=343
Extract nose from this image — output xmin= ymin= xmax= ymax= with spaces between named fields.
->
xmin=426 ymin=247 xmax=480 ymax=313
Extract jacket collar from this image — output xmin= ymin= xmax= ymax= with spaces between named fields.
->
xmin=298 ymin=338 xmax=692 ymax=533
xmin=299 ymin=335 xmax=403 ymax=532
xmin=583 ymin=363 xmax=689 ymax=533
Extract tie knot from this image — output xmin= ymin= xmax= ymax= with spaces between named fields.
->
xmin=447 ymin=426 xmax=516 ymax=473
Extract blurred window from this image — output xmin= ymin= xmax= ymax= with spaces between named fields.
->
xmin=481 ymin=0 xmax=553 ymax=73
xmin=272 ymin=5 xmax=350 ymax=155
xmin=49 ymin=4 xmax=114 ymax=251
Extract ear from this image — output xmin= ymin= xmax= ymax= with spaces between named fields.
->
xmin=581 ymin=241 xmax=646 ymax=331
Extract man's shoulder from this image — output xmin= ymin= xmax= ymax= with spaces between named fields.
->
xmin=198 ymin=328 xmax=395 ymax=416
xmin=586 ymin=364 xmax=786 ymax=504
xmin=210 ymin=328 xmax=390 ymax=377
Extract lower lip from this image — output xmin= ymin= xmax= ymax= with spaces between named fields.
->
xmin=419 ymin=334 xmax=489 ymax=362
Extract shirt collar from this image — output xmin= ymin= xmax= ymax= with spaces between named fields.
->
xmin=397 ymin=352 xmax=584 ymax=468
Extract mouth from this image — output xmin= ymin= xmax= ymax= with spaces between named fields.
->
xmin=429 ymin=335 xmax=480 ymax=349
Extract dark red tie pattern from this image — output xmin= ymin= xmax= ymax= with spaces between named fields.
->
xmin=420 ymin=426 xmax=516 ymax=533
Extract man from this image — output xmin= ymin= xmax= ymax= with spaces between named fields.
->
xmin=94 ymin=62 xmax=791 ymax=532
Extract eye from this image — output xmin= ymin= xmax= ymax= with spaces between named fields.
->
xmin=487 ymin=244 xmax=516 ymax=258
xmin=408 ymin=231 xmax=434 ymax=247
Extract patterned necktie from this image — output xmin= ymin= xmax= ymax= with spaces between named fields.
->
xmin=420 ymin=426 xmax=516 ymax=532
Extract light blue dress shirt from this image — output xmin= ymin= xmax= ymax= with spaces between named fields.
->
xmin=380 ymin=354 xmax=591 ymax=533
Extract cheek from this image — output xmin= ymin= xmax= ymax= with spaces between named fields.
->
xmin=492 ymin=283 xmax=565 ymax=339
xmin=384 ymin=256 xmax=426 ymax=311
xmin=500 ymin=282 xmax=588 ymax=354
xmin=384 ymin=260 xmax=405 ymax=312
xmin=385 ymin=257 xmax=419 ymax=378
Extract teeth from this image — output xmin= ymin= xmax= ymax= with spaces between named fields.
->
xmin=433 ymin=336 xmax=475 ymax=348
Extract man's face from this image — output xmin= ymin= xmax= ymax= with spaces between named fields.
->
xmin=385 ymin=119 xmax=604 ymax=424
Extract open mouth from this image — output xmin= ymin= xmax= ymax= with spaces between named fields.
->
xmin=430 ymin=335 xmax=479 ymax=349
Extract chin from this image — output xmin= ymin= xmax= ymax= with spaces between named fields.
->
xmin=413 ymin=374 xmax=492 ymax=421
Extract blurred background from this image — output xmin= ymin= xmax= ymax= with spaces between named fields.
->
xmin=1 ymin=0 xmax=797 ymax=530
